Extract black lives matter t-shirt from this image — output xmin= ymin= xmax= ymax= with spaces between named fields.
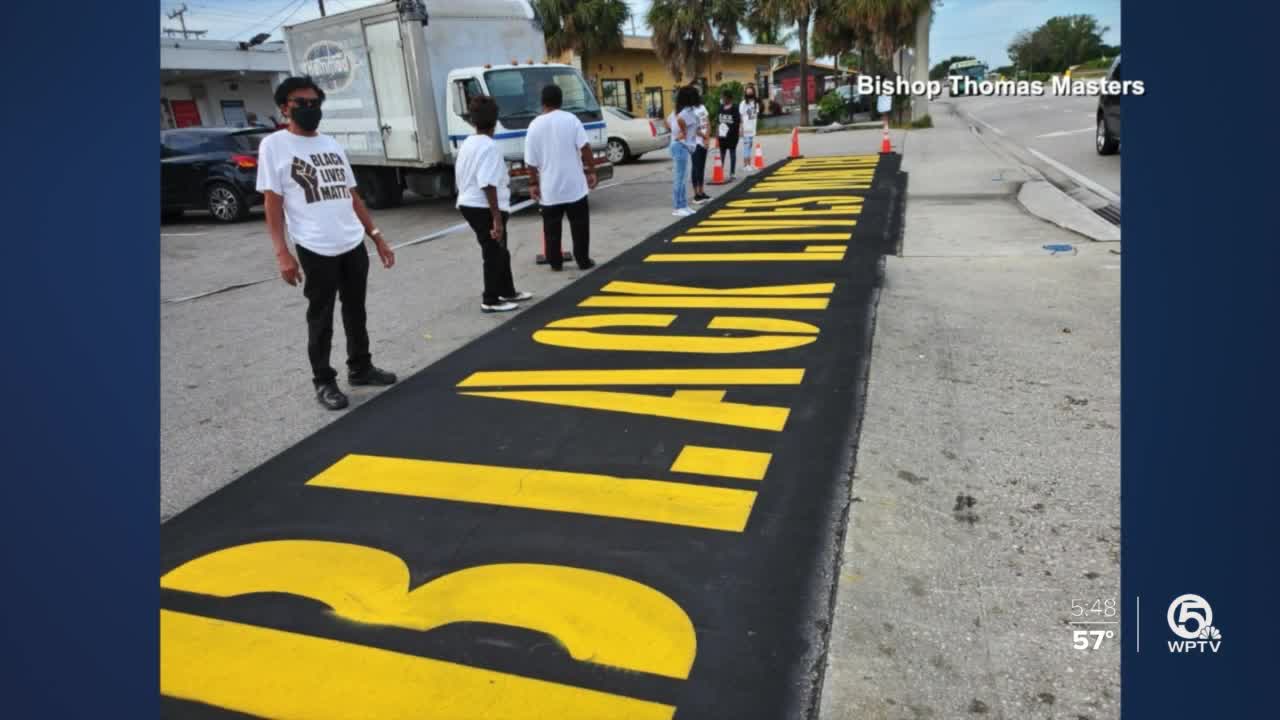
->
xmin=256 ymin=131 xmax=363 ymax=256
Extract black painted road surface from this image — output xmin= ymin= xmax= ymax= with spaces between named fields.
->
xmin=161 ymin=153 xmax=907 ymax=719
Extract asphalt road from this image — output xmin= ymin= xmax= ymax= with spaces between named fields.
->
xmin=944 ymin=92 xmax=1120 ymax=200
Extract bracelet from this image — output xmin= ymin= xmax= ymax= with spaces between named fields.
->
xmin=369 ymin=228 xmax=382 ymax=238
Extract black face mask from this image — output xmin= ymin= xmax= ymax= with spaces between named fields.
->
xmin=292 ymin=106 xmax=322 ymax=132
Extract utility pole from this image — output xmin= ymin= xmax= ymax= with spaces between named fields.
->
xmin=165 ymin=4 xmax=207 ymax=39
xmin=318 ymin=0 xmax=326 ymax=17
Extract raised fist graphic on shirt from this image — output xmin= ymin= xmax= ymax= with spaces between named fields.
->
xmin=290 ymin=156 xmax=321 ymax=204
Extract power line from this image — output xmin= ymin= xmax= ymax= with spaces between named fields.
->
xmin=227 ymin=0 xmax=307 ymax=40
xmin=164 ymin=4 xmax=207 ymax=39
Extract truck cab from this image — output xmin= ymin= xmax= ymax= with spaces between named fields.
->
xmin=445 ymin=62 xmax=612 ymax=195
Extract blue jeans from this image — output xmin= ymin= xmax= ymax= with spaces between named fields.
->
xmin=741 ymin=134 xmax=755 ymax=165
xmin=670 ymin=142 xmax=690 ymax=209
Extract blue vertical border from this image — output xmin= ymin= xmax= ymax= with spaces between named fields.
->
xmin=0 ymin=2 xmax=158 ymax=716
xmin=1122 ymin=1 xmax=1280 ymax=715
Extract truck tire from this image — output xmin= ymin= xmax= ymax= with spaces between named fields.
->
xmin=355 ymin=167 xmax=403 ymax=209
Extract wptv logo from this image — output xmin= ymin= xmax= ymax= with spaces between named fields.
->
xmin=1166 ymin=594 xmax=1223 ymax=654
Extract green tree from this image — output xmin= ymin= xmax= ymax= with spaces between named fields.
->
xmin=647 ymin=0 xmax=747 ymax=85
xmin=930 ymin=54 xmax=974 ymax=81
xmin=755 ymin=0 xmax=837 ymax=126
xmin=534 ymin=0 xmax=631 ymax=91
xmin=1007 ymin=14 xmax=1109 ymax=72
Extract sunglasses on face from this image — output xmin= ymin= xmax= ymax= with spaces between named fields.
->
xmin=288 ymin=98 xmax=323 ymax=109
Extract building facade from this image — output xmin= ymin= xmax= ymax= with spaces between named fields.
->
xmin=161 ymin=38 xmax=292 ymax=129
xmin=560 ymin=36 xmax=786 ymax=119
xmin=770 ymin=61 xmax=852 ymax=109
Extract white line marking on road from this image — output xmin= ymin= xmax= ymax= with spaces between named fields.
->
xmin=970 ymin=116 xmax=1005 ymax=136
xmin=1035 ymin=127 xmax=1094 ymax=138
xmin=161 ymin=232 xmax=209 ymax=237
xmin=1027 ymin=148 xmax=1121 ymax=205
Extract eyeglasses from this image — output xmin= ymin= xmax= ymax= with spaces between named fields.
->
xmin=288 ymin=98 xmax=323 ymax=109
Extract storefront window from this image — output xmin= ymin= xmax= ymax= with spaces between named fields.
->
xmin=600 ymin=79 xmax=631 ymax=112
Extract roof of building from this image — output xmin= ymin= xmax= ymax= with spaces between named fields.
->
xmin=771 ymin=60 xmax=845 ymax=73
xmin=161 ymin=37 xmax=290 ymax=73
xmin=620 ymin=35 xmax=787 ymax=57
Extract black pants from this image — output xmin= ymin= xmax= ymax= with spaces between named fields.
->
xmin=460 ymin=205 xmax=516 ymax=304
xmin=541 ymin=194 xmax=591 ymax=269
xmin=296 ymin=243 xmax=372 ymax=386
xmin=691 ymin=145 xmax=708 ymax=189
xmin=720 ymin=141 xmax=737 ymax=176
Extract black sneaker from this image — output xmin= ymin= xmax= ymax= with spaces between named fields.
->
xmin=349 ymin=366 xmax=397 ymax=386
xmin=548 ymin=263 xmax=564 ymax=272
xmin=577 ymin=258 xmax=596 ymax=270
xmin=315 ymin=382 xmax=349 ymax=411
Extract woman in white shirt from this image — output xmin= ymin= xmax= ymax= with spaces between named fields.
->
xmin=739 ymin=83 xmax=761 ymax=173
xmin=454 ymin=95 xmax=533 ymax=313
xmin=667 ymin=86 xmax=700 ymax=216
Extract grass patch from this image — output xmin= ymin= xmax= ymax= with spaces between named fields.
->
xmin=909 ymin=114 xmax=933 ymax=129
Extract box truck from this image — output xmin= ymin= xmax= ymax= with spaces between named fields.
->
xmin=282 ymin=0 xmax=613 ymax=208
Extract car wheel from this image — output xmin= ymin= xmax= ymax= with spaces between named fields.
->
xmin=606 ymin=138 xmax=629 ymax=164
xmin=1096 ymin=114 xmax=1119 ymax=155
xmin=206 ymin=182 xmax=249 ymax=222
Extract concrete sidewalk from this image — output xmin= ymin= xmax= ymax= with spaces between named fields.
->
xmin=817 ymin=109 xmax=1121 ymax=718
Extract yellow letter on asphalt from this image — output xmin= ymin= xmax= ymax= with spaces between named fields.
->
xmin=163 ymin=541 xmax=696 ymax=718
xmin=533 ymin=314 xmax=819 ymax=354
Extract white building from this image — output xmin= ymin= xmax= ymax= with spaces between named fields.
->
xmin=161 ymin=37 xmax=291 ymax=129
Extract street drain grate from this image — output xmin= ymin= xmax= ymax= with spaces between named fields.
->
xmin=1094 ymin=205 xmax=1121 ymax=226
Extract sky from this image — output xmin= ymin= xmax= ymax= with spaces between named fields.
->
xmin=162 ymin=0 xmax=1120 ymax=70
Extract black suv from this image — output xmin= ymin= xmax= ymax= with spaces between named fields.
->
xmin=162 ymin=127 xmax=273 ymax=222
xmin=1095 ymin=56 xmax=1121 ymax=155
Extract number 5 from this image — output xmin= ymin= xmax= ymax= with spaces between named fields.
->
xmin=1072 ymin=629 xmax=1089 ymax=650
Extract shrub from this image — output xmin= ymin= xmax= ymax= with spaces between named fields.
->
xmin=817 ymin=91 xmax=845 ymax=124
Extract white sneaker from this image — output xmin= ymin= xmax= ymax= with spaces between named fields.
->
xmin=481 ymin=301 xmax=519 ymax=313
xmin=500 ymin=291 xmax=534 ymax=302
xmin=674 ymin=207 xmax=696 ymax=216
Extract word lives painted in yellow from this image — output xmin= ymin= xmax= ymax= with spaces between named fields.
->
xmin=751 ymin=154 xmax=881 ymax=192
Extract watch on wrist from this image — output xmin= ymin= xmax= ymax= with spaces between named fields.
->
xmin=369 ymin=228 xmax=382 ymax=238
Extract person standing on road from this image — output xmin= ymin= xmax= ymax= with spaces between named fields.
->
xmin=455 ymin=95 xmax=533 ymax=313
xmin=524 ymin=84 xmax=598 ymax=271
xmin=690 ymin=90 xmax=711 ymax=204
xmin=667 ymin=86 xmax=699 ymax=217
xmin=717 ymin=88 xmax=741 ymax=181
xmin=740 ymin=83 xmax=760 ymax=174
xmin=257 ymin=76 xmax=398 ymax=411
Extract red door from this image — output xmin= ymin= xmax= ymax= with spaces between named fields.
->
xmin=170 ymin=100 xmax=202 ymax=128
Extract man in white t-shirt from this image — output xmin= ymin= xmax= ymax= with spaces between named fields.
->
xmin=257 ymin=76 xmax=398 ymax=411
xmin=524 ymin=83 xmax=597 ymax=271
xmin=455 ymin=95 xmax=533 ymax=313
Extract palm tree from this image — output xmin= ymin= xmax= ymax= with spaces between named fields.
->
xmin=816 ymin=0 xmax=935 ymax=121
xmin=533 ymin=0 xmax=631 ymax=91
xmin=753 ymin=1 xmax=837 ymax=126
xmin=647 ymin=0 xmax=746 ymax=85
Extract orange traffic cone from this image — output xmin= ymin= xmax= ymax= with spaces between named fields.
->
xmin=880 ymin=118 xmax=892 ymax=154
xmin=534 ymin=223 xmax=571 ymax=265
xmin=753 ymin=140 xmax=765 ymax=169
xmin=709 ymin=138 xmax=727 ymax=185
xmin=788 ymin=127 xmax=801 ymax=158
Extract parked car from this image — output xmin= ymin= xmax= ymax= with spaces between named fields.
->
xmin=161 ymin=127 xmax=273 ymax=223
xmin=1096 ymin=55 xmax=1121 ymax=155
xmin=602 ymin=106 xmax=670 ymax=164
